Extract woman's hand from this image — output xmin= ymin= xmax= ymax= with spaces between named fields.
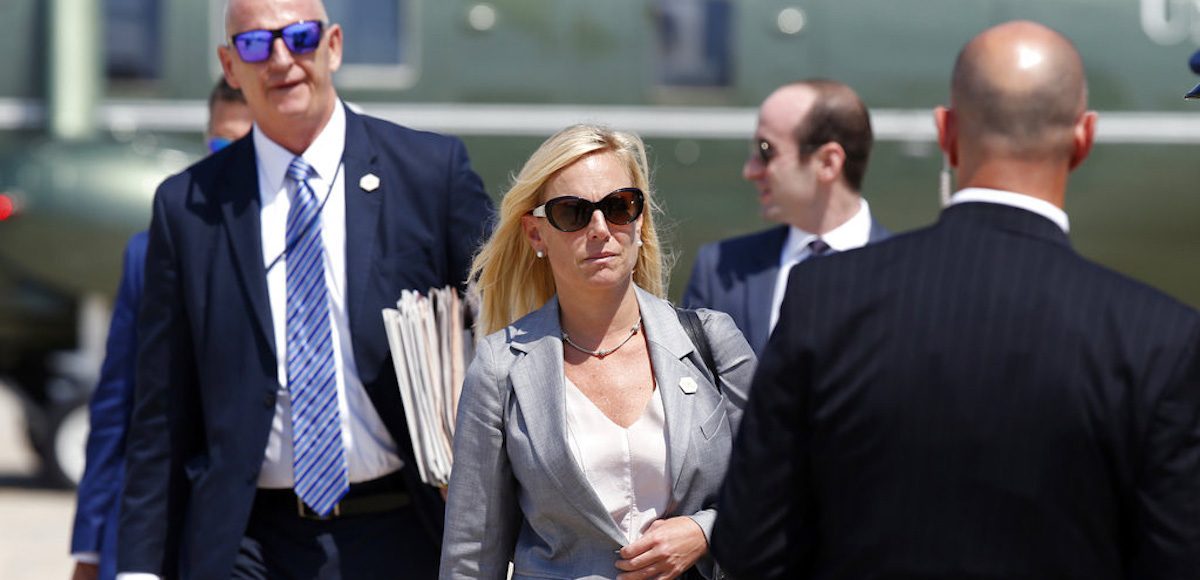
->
xmin=614 ymin=516 xmax=708 ymax=579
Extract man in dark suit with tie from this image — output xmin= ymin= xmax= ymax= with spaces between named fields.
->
xmin=117 ymin=0 xmax=493 ymax=578
xmin=713 ymin=21 xmax=1200 ymax=578
xmin=683 ymin=80 xmax=888 ymax=355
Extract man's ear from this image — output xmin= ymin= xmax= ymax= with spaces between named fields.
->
xmin=1068 ymin=111 xmax=1097 ymax=171
xmin=217 ymin=46 xmax=241 ymax=89
xmin=326 ymin=24 xmax=344 ymax=73
xmin=814 ymin=142 xmax=846 ymax=184
xmin=934 ymin=106 xmax=958 ymax=167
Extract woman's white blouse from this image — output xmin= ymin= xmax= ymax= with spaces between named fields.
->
xmin=564 ymin=376 xmax=671 ymax=543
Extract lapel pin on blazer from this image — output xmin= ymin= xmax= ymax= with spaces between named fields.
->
xmin=679 ymin=377 xmax=698 ymax=395
xmin=359 ymin=173 xmax=380 ymax=192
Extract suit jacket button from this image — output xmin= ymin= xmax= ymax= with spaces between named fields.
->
xmin=263 ymin=392 xmax=276 ymax=408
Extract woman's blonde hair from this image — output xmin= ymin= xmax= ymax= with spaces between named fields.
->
xmin=470 ymin=124 xmax=669 ymax=336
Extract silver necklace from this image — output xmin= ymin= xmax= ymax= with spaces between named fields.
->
xmin=562 ymin=318 xmax=643 ymax=359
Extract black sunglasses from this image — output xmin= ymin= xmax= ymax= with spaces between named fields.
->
xmin=752 ymin=138 xmax=776 ymax=166
xmin=531 ymin=188 xmax=645 ymax=233
xmin=230 ymin=20 xmax=325 ymax=63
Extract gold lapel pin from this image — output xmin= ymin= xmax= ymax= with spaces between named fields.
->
xmin=679 ymin=377 xmax=698 ymax=395
xmin=359 ymin=173 xmax=380 ymax=192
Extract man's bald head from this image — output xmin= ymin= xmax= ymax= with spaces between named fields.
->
xmin=225 ymin=0 xmax=329 ymax=36
xmin=951 ymin=21 xmax=1087 ymax=159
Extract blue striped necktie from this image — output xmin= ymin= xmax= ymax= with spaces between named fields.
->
xmin=285 ymin=156 xmax=348 ymax=516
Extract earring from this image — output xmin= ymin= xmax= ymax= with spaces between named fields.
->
xmin=535 ymin=250 xmax=544 ymax=259
xmin=636 ymin=239 xmax=644 ymax=247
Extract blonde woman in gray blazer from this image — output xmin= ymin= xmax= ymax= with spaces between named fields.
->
xmin=440 ymin=125 xmax=756 ymax=579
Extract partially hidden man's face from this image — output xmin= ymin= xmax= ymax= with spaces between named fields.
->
xmin=743 ymin=86 xmax=823 ymax=226
xmin=218 ymin=0 xmax=342 ymax=134
xmin=206 ymin=100 xmax=254 ymax=153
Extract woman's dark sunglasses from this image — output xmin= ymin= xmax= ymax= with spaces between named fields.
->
xmin=230 ymin=20 xmax=324 ymax=63
xmin=531 ymin=188 xmax=645 ymax=233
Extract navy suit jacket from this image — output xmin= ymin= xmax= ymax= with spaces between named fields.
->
xmin=71 ymin=230 xmax=147 ymax=580
xmin=683 ymin=218 xmax=889 ymax=355
xmin=713 ymin=202 xmax=1200 ymax=578
xmin=119 ymin=106 xmax=494 ymax=578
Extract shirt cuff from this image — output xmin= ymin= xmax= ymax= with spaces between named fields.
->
xmin=116 ymin=574 xmax=162 ymax=580
xmin=71 ymin=552 xmax=100 ymax=564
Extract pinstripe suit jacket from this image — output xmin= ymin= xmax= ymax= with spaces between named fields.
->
xmin=713 ymin=202 xmax=1200 ymax=579
xmin=441 ymin=286 xmax=756 ymax=579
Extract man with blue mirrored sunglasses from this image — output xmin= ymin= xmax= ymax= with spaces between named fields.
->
xmin=117 ymin=0 xmax=493 ymax=579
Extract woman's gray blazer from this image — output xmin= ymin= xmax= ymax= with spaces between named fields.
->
xmin=440 ymin=286 xmax=757 ymax=579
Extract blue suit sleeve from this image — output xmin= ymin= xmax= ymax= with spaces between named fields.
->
xmin=682 ymin=243 xmax=715 ymax=309
xmin=443 ymin=136 xmax=494 ymax=290
xmin=71 ymin=231 xmax=148 ymax=559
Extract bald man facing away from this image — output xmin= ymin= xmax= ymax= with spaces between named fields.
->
xmin=712 ymin=21 xmax=1200 ymax=579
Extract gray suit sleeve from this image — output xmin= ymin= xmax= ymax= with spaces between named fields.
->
xmin=686 ymin=309 xmax=757 ymax=546
xmin=440 ymin=338 xmax=521 ymax=579
xmin=698 ymin=308 xmax=756 ymax=432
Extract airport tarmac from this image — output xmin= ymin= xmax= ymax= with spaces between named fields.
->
xmin=0 ymin=381 xmax=74 ymax=580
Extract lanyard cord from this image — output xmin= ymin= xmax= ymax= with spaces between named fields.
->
xmin=264 ymin=161 xmax=344 ymax=275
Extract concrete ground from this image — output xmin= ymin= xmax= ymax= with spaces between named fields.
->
xmin=0 ymin=381 xmax=75 ymax=580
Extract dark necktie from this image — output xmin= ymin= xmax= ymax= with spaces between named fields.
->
xmin=808 ymin=238 xmax=833 ymax=258
xmin=285 ymin=156 xmax=348 ymax=516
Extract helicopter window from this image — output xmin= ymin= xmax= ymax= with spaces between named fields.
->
xmin=325 ymin=0 xmax=419 ymax=89
xmin=106 ymin=0 xmax=162 ymax=80
xmin=654 ymin=0 xmax=733 ymax=87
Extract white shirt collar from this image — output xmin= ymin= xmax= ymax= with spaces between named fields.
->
xmin=780 ymin=198 xmax=874 ymax=263
xmin=251 ymin=101 xmax=347 ymax=199
xmin=950 ymin=187 xmax=1069 ymax=233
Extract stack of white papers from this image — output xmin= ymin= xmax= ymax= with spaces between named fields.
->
xmin=381 ymin=286 xmax=473 ymax=488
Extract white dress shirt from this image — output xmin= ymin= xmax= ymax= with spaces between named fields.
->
xmin=768 ymin=198 xmax=875 ymax=331
xmin=950 ymin=187 xmax=1070 ymax=233
xmin=564 ymin=377 xmax=670 ymax=543
xmin=254 ymin=102 xmax=404 ymax=488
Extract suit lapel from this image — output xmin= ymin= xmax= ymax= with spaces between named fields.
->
xmin=868 ymin=217 xmax=891 ymax=243
xmin=650 ymin=344 xmax=696 ymax=494
xmin=219 ymin=136 xmax=275 ymax=353
xmin=342 ymin=107 xmax=383 ymax=344
xmin=508 ymin=299 xmax=628 ymax=546
xmin=744 ymin=226 xmax=788 ymax=354
xmin=636 ymin=288 xmax=703 ymax=497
